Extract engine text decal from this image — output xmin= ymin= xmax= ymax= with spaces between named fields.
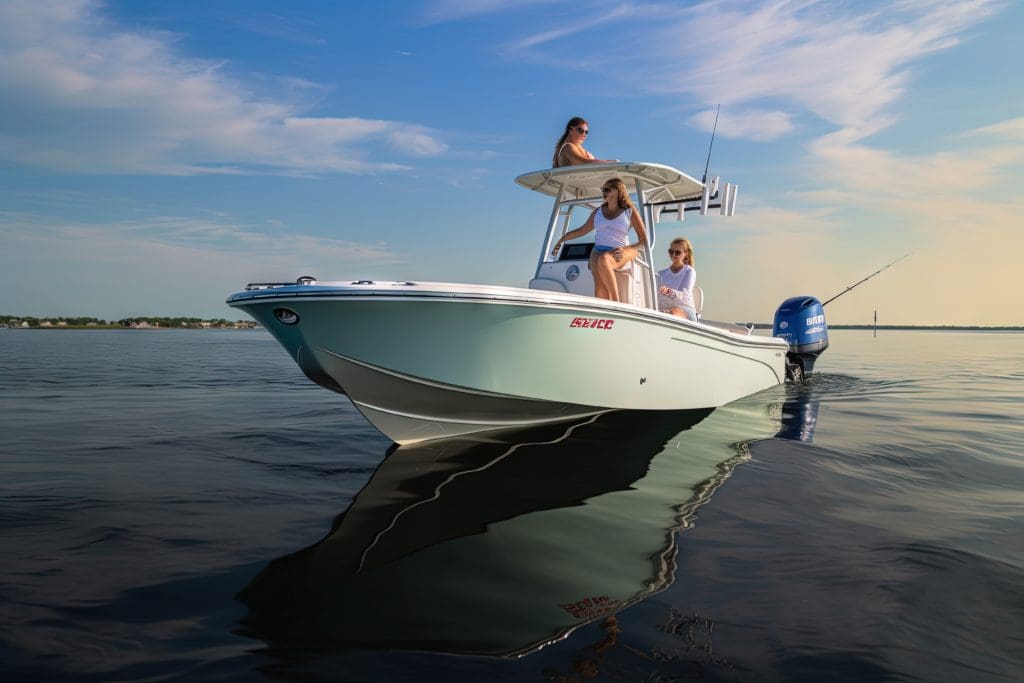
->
xmin=570 ymin=317 xmax=615 ymax=329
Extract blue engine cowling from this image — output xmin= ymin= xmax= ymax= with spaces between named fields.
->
xmin=773 ymin=296 xmax=828 ymax=377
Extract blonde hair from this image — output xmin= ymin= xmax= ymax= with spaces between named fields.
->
xmin=602 ymin=177 xmax=638 ymax=213
xmin=670 ymin=237 xmax=694 ymax=268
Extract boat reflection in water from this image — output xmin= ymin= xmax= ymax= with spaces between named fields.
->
xmin=238 ymin=394 xmax=788 ymax=657
xmin=776 ymin=382 xmax=821 ymax=443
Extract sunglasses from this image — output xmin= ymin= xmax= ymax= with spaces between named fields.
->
xmin=601 ymin=187 xmax=614 ymax=194
xmin=574 ymin=127 xmax=589 ymax=135
xmin=668 ymin=249 xmax=686 ymax=256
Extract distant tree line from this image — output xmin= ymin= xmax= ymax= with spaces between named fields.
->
xmin=1 ymin=315 xmax=258 ymax=328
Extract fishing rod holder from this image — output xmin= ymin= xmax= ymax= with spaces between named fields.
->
xmin=650 ymin=176 xmax=738 ymax=222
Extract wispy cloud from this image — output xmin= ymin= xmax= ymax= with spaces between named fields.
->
xmin=807 ymin=122 xmax=1024 ymax=224
xmin=689 ymin=107 xmax=794 ymax=141
xmin=480 ymin=0 xmax=1003 ymax=143
xmin=0 ymin=0 xmax=447 ymax=175
xmin=0 ymin=209 xmax=405 ymax=263
xmin=646 ymin=0 xmax=1001 ymax=140
xmin=225 ymin=12 xmax=326 ymax=45
xmin=964 ymin=116 xmax=1024 ymax=140
xmin=503 ymin=4 xmax=631 ymax=52
xmin=421 ymin=0 xmax=562 ymax=24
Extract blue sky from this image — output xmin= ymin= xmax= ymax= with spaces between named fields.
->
xmin=1 ymin=0 xmax=1021 ymax=324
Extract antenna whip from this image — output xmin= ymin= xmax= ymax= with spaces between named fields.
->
xmin=702 ymin=104 xmax=720 ymax=183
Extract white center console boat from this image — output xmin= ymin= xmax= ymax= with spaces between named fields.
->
xmin=227 ymin=162 xmax=795 ymax=445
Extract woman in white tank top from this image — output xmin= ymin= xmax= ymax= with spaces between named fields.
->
xmin=551 ymin=177 xmax=648 ymax=301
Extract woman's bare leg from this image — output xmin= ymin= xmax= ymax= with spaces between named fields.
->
xmin=595 ymin=252 xmax=619 ymax=301
xmin=590 ymin=248 xmax=641 ymax=301
xmin=601 ymin=248 xmax=642 ymax=301
xmin=590 ymin=251 xmax=613 ymax=300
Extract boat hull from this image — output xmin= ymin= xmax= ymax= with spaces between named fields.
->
xmin=228 ymin=282 xmax=787 ymax=444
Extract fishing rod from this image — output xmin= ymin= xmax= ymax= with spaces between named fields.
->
xmin=821 ymin=253 xmax=910 ymax=307
xmin=701 ymin=104 xmax=721 ymax=184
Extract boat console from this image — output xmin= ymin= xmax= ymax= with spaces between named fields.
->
xmin=518 ymin=162 xmax=734 ymax=312
xmin=529 ymin=241 xmax=646 ymax=307
xmin=555 ymin=243 xmax=594 ymax=261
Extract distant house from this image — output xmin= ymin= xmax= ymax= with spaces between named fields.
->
xmin=40 ymin=320 xmax=53 ymax=327
xmin=57 ymin=321 xmax=68 ymax=326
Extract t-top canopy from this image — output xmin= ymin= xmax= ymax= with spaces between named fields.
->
xmin=515 ymin=162 xmax=704 ymax=203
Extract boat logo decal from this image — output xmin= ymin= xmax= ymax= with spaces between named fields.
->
xmin=566 ymin=265 xmax=580 ymax=281
xmin=560 ymin=595 xmax=623 ymax=619
xmin=570 ymin=317 xmax=614 ymax=330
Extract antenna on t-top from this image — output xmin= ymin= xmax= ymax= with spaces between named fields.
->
xmin=698 ymin=104 xmax=732 ymax=216
xmin=702 ymin=104 xmax=721 ymax=184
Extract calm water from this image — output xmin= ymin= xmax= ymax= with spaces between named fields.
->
xmin=1 ymin=328 xmax=1022 ymax=682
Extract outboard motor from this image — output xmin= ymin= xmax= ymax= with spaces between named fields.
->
xmin=773 ymin=296 xmax=828 ymax=382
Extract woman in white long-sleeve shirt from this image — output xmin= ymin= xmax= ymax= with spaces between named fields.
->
xmin=657 ymin=237 xmax=697 ymax=320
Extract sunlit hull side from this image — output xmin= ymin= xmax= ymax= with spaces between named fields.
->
xmin=227 ymin=281 xmax=788 ymax=444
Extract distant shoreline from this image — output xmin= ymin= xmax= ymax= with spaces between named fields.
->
xmin=1 ymin=325 xmax=259 ymax=330
xmin=1 ymin=315 xmax=258 ymax=330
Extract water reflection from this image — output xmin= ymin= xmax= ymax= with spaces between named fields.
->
xmin=776 ymin=382 xmax=821 ymax=442
xmin=238 ymin=399 xmax=788 ymax=657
